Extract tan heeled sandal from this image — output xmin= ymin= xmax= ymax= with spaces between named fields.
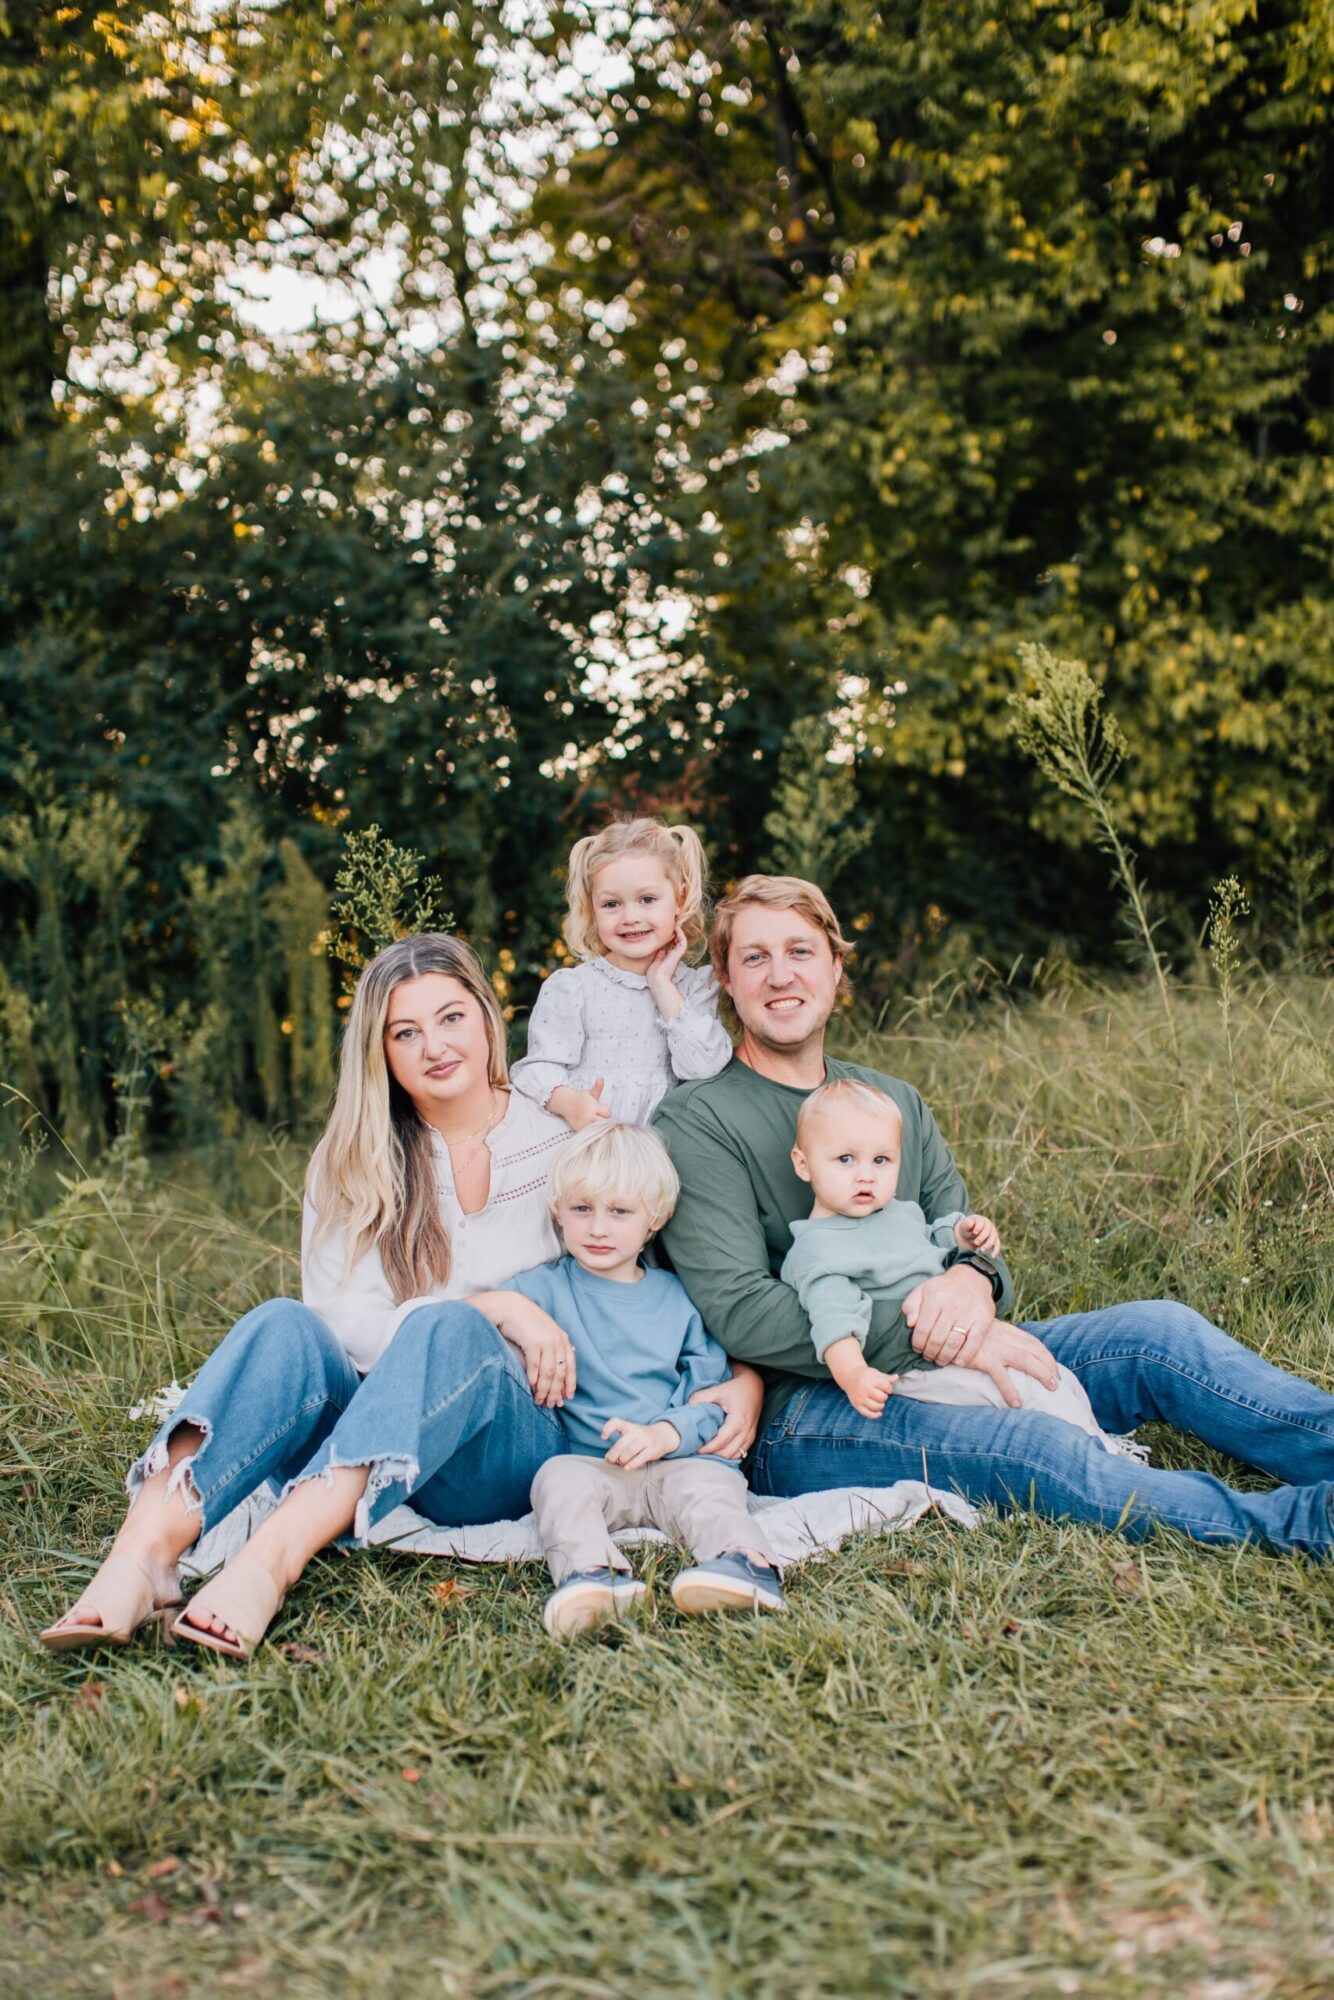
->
xmin=170 ymin=1555 xmax=285 ymax=1663
xmin=40 ymin=1554 xmax=179 ymax=1652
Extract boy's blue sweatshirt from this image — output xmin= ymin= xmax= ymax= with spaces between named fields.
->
xmin=509 ymin=1254 xmax=730 ymax=1459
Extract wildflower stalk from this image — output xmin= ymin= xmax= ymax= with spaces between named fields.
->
xmin=1010 ymin=643 xmax=1177 ymax=1054
xmin=1208 ymin=875 xmax=1251 ymax=1220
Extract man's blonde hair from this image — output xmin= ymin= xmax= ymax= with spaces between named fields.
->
xmin=711 ymin=874 xmax=855 ymax=983
xmin=795 ymin=1077 xmax=901 ymax=1152
xmin=564 ymin=816 xmax=710 ymax=961
xmin=548 ymin=1120 xmax=681 ymax=1233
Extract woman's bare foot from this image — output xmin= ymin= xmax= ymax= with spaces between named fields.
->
xmin=174 ymin=1463 xmax=369 ymax=1658
xmin=176 ymin=1545 xmax=287 ymax=1651
xmin=49 ymin=1423 xmax=207 ymax=1637
xmin=57 ymin=1544 xmax=181 ymax=1632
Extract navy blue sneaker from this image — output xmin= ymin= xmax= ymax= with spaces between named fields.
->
xmin=671 ymin=1553 xmax=786 ymax=1616
xmin=542 ymin=1568 xmax=647 ymax=1638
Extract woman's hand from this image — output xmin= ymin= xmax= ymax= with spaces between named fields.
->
xmin=492 ymin=1298 xmax=577 ymax=1408
xmin=547 ymin=1082 xmax=611 ymax=1131
xmin=691 ymin=1362 xmax=764 ymax=1460
xmin=645 ymin=926 xmax=689 ymax=1020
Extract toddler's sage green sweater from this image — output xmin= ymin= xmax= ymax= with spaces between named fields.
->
xmin=653 ymin=1056 xmax=1015 ymax=1437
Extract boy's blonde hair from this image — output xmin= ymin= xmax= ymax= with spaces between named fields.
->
xmin=710 ymin=874 xmax=855 ymax=983
xmin=548 ymin=1120 xmax=681 ymax=1233
xmin=795 ymin=1077 xmax=902 ymax=1152
xmin=564 ymin=816 xmax=710 ymax=962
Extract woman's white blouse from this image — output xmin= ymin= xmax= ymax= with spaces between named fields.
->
xmin=301 ymin=1090 xmax=566 ymax=1374
xmin=510 ymin=956 xmax=733 ymax=1127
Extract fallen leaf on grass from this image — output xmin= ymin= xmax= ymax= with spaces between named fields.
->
xmin=278 ymin=1643 xmax=328 ymax=1666
xmin=1111 ymin=1902 xmax=1217 ymax=1963
xmin=431 ymin=1579 xmax=474 ymax=1605
xmin=144 ymin=1855 xmax=182 ymax=1880
xmin=218 ymin=1958 xmax=267 ymax=1990
xmin=127 ymin=1890 xmax=171 ymax=1924
xmin=74 ymin=1680 xmax=107 ymax=1713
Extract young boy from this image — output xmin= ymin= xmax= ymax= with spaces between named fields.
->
xmin=468 ymin=1121 xmax=784 ymax=1636
xmin=780 ymin=1079 xmax=1125 ymax=1446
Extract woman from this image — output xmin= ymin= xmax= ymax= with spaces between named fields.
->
xmin=40 ymin=934 xmax=761 ymax=1660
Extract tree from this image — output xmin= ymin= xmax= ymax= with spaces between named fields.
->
xmin=539 ymin=0 xmax=1334 ymax=965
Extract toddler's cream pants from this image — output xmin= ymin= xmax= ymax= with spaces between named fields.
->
xmin=530 ymin=1454 xmax=775 ymax=1585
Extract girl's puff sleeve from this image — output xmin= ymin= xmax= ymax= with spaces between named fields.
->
xmin=510 ymin=969 xmax=589 ymax=1110
xmin=664 ymin=965 xmax=733 ymax=1082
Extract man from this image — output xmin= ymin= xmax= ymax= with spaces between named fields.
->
xmin=654 ymin=875 xmax=1334 ymax=1552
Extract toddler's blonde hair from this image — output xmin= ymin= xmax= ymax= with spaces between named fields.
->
xmin=548 ymin=1120 xmax=681 ymax=1234
xmin=563 ymin=816 xmax=710 ymax=962
xmin=795 ymin=1077 xmax=902 ymax=1153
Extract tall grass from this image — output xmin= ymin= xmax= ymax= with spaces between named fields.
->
xmin=2 ymin=968 xmax=1332 ymax=1999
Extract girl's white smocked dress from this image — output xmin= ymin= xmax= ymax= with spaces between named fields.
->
xmin=510 ymin=956 xmax=733 ymax=1127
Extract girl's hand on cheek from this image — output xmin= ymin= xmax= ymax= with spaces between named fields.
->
xmin=646 ymin=927 xmax=689 ymax=1016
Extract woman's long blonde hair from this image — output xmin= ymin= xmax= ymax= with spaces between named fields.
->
xmin=563 ymin=816 xmax=710 ymax=961
xmin=307 ymin=933 xmax=508 ymax=1303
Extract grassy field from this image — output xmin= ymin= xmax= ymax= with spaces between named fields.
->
xmin=2 ymin=970 xmax=1332 ymax=1998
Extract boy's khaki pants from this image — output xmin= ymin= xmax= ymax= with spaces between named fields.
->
xmin=531 ymin=1454 xmax=775 ymax=1585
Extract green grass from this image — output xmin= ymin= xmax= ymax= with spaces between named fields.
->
xmin=2 ymin=972 xmax=1332 ymax=1998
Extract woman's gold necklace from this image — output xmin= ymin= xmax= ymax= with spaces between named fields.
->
xmin=443 ymin=1089 xmax=500 ymax=1178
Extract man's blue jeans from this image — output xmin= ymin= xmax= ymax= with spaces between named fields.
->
xmin=749 ymin=1300 xmax=1334 ymax=1555
xmin=128 ymin=1298 xmax=567 ymax=1542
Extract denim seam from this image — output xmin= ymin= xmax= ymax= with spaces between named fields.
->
xmin=417 ymin=1349 xmax=551 ymax=1431
xmin=761 ymin=1434 xmax=1274 ymax=1545
xmin=1070 ymin=1348 xmax=1334 ymax=1438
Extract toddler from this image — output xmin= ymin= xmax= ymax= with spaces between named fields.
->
xmin=511 ymin=816 xmax=732 ymax=1129
xmin=781 ymin=1079 xmax=1127 ymax=1447
xmin=468 ymin=1122 xmax=784 ymax=1636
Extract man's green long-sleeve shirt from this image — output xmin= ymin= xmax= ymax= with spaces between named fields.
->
xmin=652 ymin=1056 xmax=1015 ymax=1436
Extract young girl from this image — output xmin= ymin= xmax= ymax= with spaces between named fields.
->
xmin=511 ymin=817 xmax=733 ymax=1130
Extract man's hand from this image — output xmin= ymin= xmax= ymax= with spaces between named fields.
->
xmin=547 ymin=1081 xmax=611 ymax=1131
xmin=691 ymin=1362 xmax=763 ymax=1460
xmin=906 ymin=1302 xmax=1060 ymax=1409
xmin=903 ymin=1264 xmax=997 ymax=1367
xmin=955 ymin=1213 xmax=1001 ymax=1254
xmin=602 ymin=1417 xmax=679 ymax=1468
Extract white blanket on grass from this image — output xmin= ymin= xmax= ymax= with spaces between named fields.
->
xmin=180 ymin=1480 xmax=977 ymax=1582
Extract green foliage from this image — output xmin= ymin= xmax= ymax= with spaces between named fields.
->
xmin=762 ymin=714 xmax=873 ymax=887
xmin=329 ymin=826 xmax=451 ymax=985
xmin=0 ymin=0 xmax=1331 ymax=1149
xmin=543 ymin=0 xmax=1334 ymax=959
xmin=267 ymin=839 xmax=336 ymax=1127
